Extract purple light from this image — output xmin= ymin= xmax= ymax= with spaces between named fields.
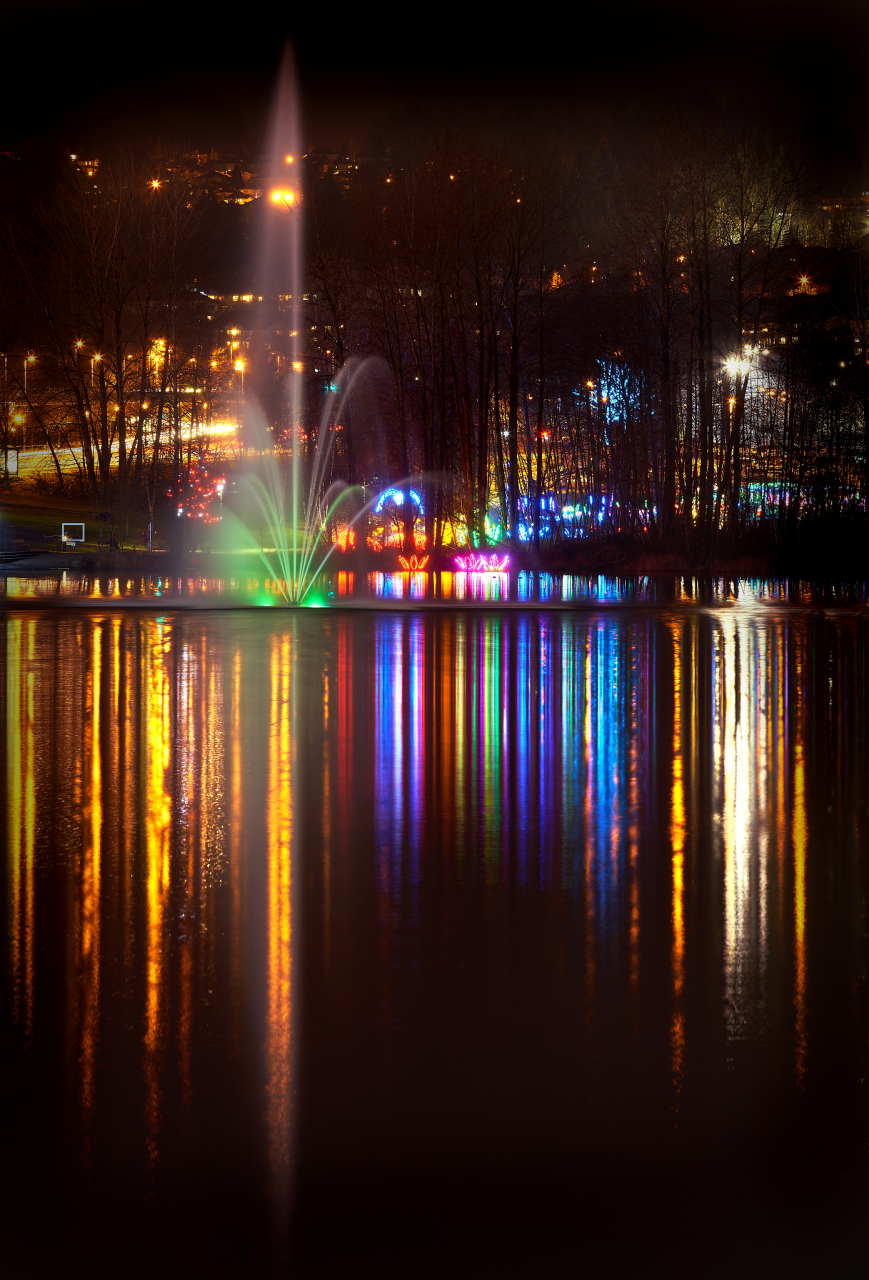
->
xmin=454 ymin=553 xmax=509 ymax=572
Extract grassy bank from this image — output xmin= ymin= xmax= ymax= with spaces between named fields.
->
xmin=1 ymin=482 xmax=866 ymax=582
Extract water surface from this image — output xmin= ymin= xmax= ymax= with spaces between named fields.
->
xmin=3 ymin=600 xmax=868 ymax=1276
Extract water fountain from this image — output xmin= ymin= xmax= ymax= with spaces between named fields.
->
xmin=219 ymin=47 xmax=519 ymax=607
xmin=226 ymin=48 xmax=410 ymax=606
xmin=227 ymin=362 xmax=378 ymax=605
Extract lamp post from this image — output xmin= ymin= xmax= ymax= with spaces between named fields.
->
xmin=21 ymin=356 xmax=32 ymax=450
xmin=723 ymin=349 xmax=755 ymax=530
xmin=235 ymin=358 xmax=244 ymax=427
xmin=22 ymin=355 xmax=36 ymax=449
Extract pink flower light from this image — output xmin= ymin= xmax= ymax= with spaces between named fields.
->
xmin=454 ymin=553 xmax=509 ymax=572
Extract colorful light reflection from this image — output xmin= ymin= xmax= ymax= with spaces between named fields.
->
xmin=2 ymin=604 xmax=866 ymax=1195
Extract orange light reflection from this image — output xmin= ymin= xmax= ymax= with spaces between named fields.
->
xmin=669 ymin=621 xmax=686 ymax=1092
xmin=267 ymin=633 xmax=294 ymax=1200
xmin=144 ymin=618 xmax=172 ymax=1172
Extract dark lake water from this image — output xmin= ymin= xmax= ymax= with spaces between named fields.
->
xmin=3 ymin=589 xmax=869 ymax=1277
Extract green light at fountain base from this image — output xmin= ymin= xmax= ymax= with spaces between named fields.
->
xmin=225 ymin=362 xmax=384 ymax=608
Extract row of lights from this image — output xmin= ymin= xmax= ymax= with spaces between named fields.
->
xmin=150 ymin=154 xmax=298 ymax=204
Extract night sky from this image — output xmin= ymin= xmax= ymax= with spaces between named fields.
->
xmin=2 ymin=0 xmax=868 ymax=189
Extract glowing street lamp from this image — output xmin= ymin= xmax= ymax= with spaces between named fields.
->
xmin=724 ymin=354 xmax=751 ymax=379
xmin=11 ymin=408 xmax=24 ymax=451
xmin=233 ymin=358 xmax=245 ymax=426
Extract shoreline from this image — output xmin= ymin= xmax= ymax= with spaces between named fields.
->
xmin=1 ymin=488 xmax=866 ymax=582
xmin=0 ymin=546 xmax=865 ymax=583
xmin=0 ymin=548 xmax=867 ymax=609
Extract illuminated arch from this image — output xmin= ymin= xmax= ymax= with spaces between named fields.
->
xmin=374 ymin=487 xmax=424 ymax=516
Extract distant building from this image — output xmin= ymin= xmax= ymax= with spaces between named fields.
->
xmin=69 ymin=154 xmax=98 ymax=179
xmin=811 ymin=192 xmax=869 ymax=247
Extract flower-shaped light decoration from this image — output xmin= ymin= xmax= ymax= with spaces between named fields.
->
xmin=398 ymin=553 xmax=430 ymax=571
xmin=454 ymin=553 xmax=509 ymax=572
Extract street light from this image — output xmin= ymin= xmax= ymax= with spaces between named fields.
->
xmin=725 ymin=355 xmax=751 ymax=378
xmin=19 ymin=356 xmax=36 ymax=449
xmin=234 ymin=359 xmax=244 ymax=427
